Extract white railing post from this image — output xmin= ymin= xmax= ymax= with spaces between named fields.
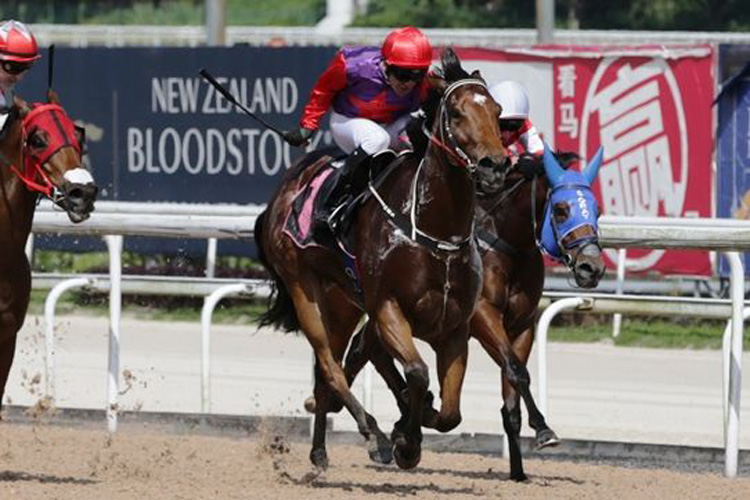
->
xmin=200 ymin=283 xmax=248 ymax=413
xmin=105 ymin=234 xmax=123 ymax=433
xmin=536 ymin=297 xmax=590 ymax=416
xmin=722 ymin=251 xmax=744 ymax=478
xmin=205 ymin=237 xmax=217 ymax=278
xmin=44 ymin=277 xmax=92 ymax=402
xmin=25 ymin=233 xmax=34 ymax=264
xmin=612 ymin=248 xmax=627 ymax=338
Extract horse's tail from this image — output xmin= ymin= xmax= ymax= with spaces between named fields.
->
xmin=254 ymin=210 xmax=300 ymax=332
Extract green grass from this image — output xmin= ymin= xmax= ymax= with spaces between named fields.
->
xmin=549 ymin=318 xmax=737 ymax=350
xmin=82 ymin=0 xmax=325 ymax=26
xmin=28 ymin=287 xmax=738 ymax=350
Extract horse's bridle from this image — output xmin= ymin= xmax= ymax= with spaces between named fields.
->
xmin=9 ymin=103 xmax=85 ymax=204
xmin=368 ymin=78 xmax=493 ymax=253
xmin=422 ymin=78 xmax=489 ymax=173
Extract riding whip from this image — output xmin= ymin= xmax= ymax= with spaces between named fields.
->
xmin=47 ymin=44 xmax=55 ymax=92
xmin=198 ymin=68 xmax=285 ymax=136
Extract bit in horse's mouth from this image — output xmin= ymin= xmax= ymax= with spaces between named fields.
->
xmin=66 ymin=210 xmax=91 ymax=223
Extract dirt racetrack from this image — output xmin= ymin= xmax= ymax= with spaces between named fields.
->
xmin=0 ymin=421 xmax=748 ymax=500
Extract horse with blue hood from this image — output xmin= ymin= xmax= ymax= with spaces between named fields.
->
xmin=539 ymin=144 xmax=605 ymax=286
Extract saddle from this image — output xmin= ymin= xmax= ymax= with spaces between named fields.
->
xmin=282 ymin=149 xmax=400 ymax=299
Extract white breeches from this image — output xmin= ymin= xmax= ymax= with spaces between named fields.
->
xmin=330 ymin=111 xmax=412 ymax=155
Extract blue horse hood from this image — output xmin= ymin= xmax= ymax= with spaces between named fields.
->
xmin=540 ymin=170 xmax=600 ymax=260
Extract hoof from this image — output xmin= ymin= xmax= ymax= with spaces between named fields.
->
xmin=393 ymin=441 xmax=421 ymax=470
xmin=535 ymin=428 xmax=560 ymax=450
xmin=370 ymin=428 xmax=393 ymax=464
xmin=510 ymin=470 xmax=528 ymax=482
xmin=309 ymin=448 xmax=329 ymax=470
xmin=303 ymin=396 xmax=316 ymax=414
xmin=367 ymin=436 xmax=393 ymax=465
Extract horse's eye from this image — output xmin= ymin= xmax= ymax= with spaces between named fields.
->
xmin=448 ymin=107 xmax=461 ymax=120
xmin=553 ymin=203 xmax=569 ymax=222
xmin=28 ymin=134 xmax=46 ymax=149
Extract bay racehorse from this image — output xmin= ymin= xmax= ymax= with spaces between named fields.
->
xmin=339 ymin=146 xmax=605 ymax=480
xmin=254 ymin=47 xmax=508 ymax=470
xmin=0 ymin=91 xmax=97 ymax=410
xmin=468 ymin=145 xmax=605 ymax=480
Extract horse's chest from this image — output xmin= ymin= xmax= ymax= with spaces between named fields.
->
xmin=381 ymin=244 xmax=482 ymax=336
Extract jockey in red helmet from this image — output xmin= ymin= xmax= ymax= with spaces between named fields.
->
xmin=283 ymin=26 xmax=433 ymax=234
xmin=0 ymin=20 xmax=41 ymax=129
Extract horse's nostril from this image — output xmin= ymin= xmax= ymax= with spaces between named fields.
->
xmin=577 ymin=262 xmax=594 ymax=275
xmin=478 ymin=157 xmax=496 ymax=170
xmin=68 ymin=187 xmax=84 ymax=200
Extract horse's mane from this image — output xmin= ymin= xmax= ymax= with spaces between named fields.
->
xmin=408 ymin=47 xmax=472 ymax=157
xmin=0 ymin=104 xmax=20 ymax=145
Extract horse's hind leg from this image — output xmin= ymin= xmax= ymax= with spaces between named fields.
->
xmin=290 ymin=283 xmax=391 ymax=467
xmin=344 ymin=320 xmax=410 ymax=417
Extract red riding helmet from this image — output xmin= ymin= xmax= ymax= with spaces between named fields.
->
xmin=0 ymin=20 xmax=41 ymax=63
xmin=381 ymin=26 xmax=432 ymax=69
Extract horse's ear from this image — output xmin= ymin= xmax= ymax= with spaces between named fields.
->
xmin=47 ymin=89 xmax=60 ymax=104
xmin=13 ymin=95 xmax=31 ymax=118
xmin=542 ymin=142 xmax=566 ymax=186
xmin=583 ymin=146 xmax=604 ymax=185
xmin=470 ymin=69 xmax=485 ymax=83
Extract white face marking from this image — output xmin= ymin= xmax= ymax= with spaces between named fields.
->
xmin=473 ymin=93 xmax=487 ymax=105
xmin=63 ymin=168 xmax=95 ymax=185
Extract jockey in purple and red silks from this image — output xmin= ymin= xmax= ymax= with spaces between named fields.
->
xmin=0 ymin=20 xmax=41 ymax=132
xmin=283 ymin=26 xmax=433 ymax=231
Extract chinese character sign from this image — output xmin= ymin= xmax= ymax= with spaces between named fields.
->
xmin=553 ymin=50 xmax=714 ymax=275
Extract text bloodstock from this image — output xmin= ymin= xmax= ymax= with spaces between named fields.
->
xmin=127 ymin=127 xmax=330 ymax=176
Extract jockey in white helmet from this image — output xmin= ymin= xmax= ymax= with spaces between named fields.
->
xmin=488 ymin=80 xmax=544 ymax=164
xmin=0 ymin=20 xmax=41 ymax=130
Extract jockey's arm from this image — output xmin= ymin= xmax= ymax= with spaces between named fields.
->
xmin=518 ymin=119 xmax=544 ymax=157
xmin=299 ymin=51 xmax=348 ymax=131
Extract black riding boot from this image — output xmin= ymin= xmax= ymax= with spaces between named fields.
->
xmin=326 ymin=146 xmax=370 ymax=235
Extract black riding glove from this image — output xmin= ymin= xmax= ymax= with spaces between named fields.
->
xmin=516 ymin=153 xmax=541 ymax=180
xmin=283 ymin=127 xmax=314 ymax=147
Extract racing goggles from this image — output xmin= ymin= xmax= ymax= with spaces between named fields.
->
xmin=1 ymin=60 xmax=32 ymax=76
xmin=388 ymin=65 xmax=427 ymax=83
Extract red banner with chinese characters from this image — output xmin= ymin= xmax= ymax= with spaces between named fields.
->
xmin=455 ymin=45 xmax=715 ymax=276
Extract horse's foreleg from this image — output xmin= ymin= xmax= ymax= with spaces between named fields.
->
xmin=422 ymin=324 xmax=469 ymax=433
xmin=376 ymin=298 xmax=428 ymax=470
xmin=0 ymin=330 xmax=18 ymax=410
xmin=473 ymin=304 xmax=558 ymax=452
xmin=513 ymin=326 xmax=559 ymax=450
xmin=500 ymin=375 xmax=526 ymax=481
xmin=472 ymin=301 xmax=529 ymax=480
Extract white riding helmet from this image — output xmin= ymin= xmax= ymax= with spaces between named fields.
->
xmin=489 ymin=80 xmax=530 ymax=120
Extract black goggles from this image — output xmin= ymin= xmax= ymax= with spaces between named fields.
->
xmin=387 ymin=66 xmax=427 ymax=83
xmin=500 ymin=119 xmax=524 ymax=132
xmin=1 ymin=60 xmax=32 ymax=76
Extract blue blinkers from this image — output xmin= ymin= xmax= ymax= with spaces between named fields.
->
xmin=539 ymin=145 xmax=603 ymax=263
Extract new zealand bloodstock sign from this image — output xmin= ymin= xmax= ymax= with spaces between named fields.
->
xmin=457 ymin=45 xmax=714 ymax=276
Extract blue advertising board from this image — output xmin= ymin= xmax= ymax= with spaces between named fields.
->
xmin=16 ymin=46 xmax=338 ymax=256
xmin=717 ymin=45 xmax=750 ymax=276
